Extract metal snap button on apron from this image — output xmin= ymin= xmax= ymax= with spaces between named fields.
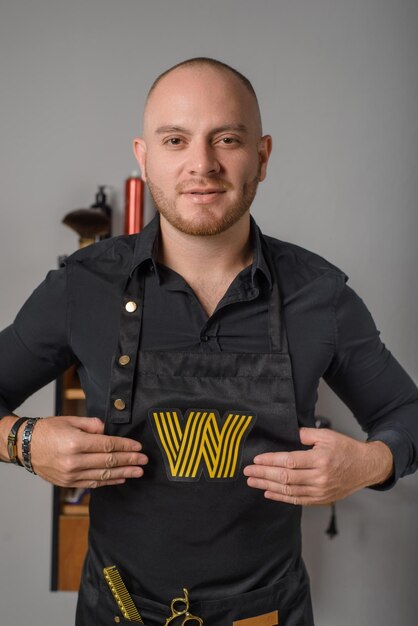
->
xmin=114 ymin=398 xmax=126 ymax=410
xmin=118 ymin=355 xmax=131 ymax=366
xmin=125 ymin=301 xmax=138 ymax=313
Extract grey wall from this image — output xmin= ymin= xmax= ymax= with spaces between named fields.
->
xmin=0 ymin=1 xmax=417 ymax=625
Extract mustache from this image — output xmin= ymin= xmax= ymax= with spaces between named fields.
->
xmin=175 ymin=178 xmax=233 ymax=193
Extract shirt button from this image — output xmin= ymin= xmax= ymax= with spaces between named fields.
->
xmin=114 ymin=399 xmax=126 ymax=411
xmin=125 ymin=301 xmax=137 ymax=313
xmin=118 ymin=355 xmax=131 ymax=366
xmin=201 ymin=335 xmax=209 ymax=342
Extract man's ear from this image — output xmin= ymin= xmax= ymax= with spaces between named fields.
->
xmin=258 ymin=135 xmax=273 ymax=182
xmin=133 ymin=138 xmax=147 ymax=181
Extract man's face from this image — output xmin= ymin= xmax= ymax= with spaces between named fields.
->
xmin=134 ymin=66 xmax=272 ymax=237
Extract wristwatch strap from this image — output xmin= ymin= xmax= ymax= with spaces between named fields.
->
xmin=21 ymin=418 xmax=40 ymax=474
xmin=7 ymin=417 xmax=27 ymax=465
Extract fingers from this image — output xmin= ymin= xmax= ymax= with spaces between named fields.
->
xmin=245 ymin=474 xmax=324 ymax=500
xmin=66 ymin=478 xmax=128 ymax=489
xmin=29 ymin=415 xmax=148 ymax=488
xmin=55 ymin=444 xmax=149 ymax=487
xmin=76 ymin=451 xmax=148 ymax=470
xmin=244 ymin=440 xmax=333 ymax=505
xmin=244 ymin=464 xmax=314 ymax=486
xmin=66 ymin=451 xmax=148 ymax=484
xmin=244 ymin=463 xmax=322 ymax=500
xmin=244 ymin=468 xmax=332 ymax=506
xmin=80 ymin=432 xmax=143 ymax=454
xmin=69 ymin=464 xmax=145 ymax=487
xmin=44 ymin=464 xmax=147 ymax=489
xmin=66 ymin=418 xmax=142 ymax=454
xmin=244 ymin=429 xmax=368 ymax=506
xmin=298 ymin=426 xmax=323 ymax=446
xmin=263 ymin=491 xmax=319 ymax=507
xmin=253 ymin=449 xmax=316 ymax=469
xmin=69 ymin=416 xmax=105 ymax=434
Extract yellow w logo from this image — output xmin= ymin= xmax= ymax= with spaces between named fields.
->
xmin=149 ymin=409 xmax=256 ymax=481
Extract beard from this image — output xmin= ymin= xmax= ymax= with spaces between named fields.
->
xmin=147 ymin=174 xmax=260 ymax=237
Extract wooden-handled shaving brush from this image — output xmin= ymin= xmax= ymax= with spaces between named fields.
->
xmin=62 ymin=186 xmax=112 ymax=248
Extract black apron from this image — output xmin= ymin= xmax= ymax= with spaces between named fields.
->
xmin=76 ymin=246 xmax=314 ymax=626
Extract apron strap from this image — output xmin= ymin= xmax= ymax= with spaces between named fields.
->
xmin=106 ymin=268 xmax=146 ymax=425
xmin=262 ymin=238 xmax=289 ymax=355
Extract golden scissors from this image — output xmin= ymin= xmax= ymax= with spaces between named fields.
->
xmin=164 ymin=588 xmax=203 ymax=625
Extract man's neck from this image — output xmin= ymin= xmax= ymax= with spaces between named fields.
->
xmin=157 ymin=213 xmax=253 ymax=280
xmin=156 ymin=213 xmax=254 ymax=317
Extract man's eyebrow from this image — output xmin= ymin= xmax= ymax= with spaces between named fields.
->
xmin=154 ymin=124 xmax=248 ymax=135
xmin=211 ymin=124 xmax=248 ymax=134
xmin=155 ymin=125 xmax=191 ymax=135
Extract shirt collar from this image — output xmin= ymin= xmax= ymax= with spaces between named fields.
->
xmin=250 ymin=215 xmax=273 ymax=289
xmin=130 ymin=213 xmax=160 ymax=276
xmin=130 ymin=212 xmax=272 ymax=288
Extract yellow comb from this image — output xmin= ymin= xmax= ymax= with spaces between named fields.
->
xmin=103 ymin=565 xmax=144 ymax=623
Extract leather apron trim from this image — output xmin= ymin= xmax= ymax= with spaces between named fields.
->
xmin=233 ymin=610 xmax=279 ymax=626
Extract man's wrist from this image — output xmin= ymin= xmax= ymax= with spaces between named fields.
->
xmin=0 ymin=415 xmax=21 ymax=462
xmin=20 ymin=418 xmax=40 ymax=473
xmin=364 ymin=440 xmax=394 ymax=486
xmin=7 ymin=417 xmax=27 ymax=465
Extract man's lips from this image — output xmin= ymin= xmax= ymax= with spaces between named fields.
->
xmin=176 ymin=179 xmax=232 ymax=194
xmin=176 ymin=179 xmax=232 ymax=204
xmin=181 ymin=188 xmax=226 ymax=194
xmin=180 ymin=188 xmax=227 ymax=204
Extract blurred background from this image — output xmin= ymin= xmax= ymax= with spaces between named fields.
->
xmin=0 ymin=1 xmax=417 ymax=624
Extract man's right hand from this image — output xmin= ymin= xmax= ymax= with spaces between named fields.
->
xmin=4 ymin=415 xmax=148 ymax=488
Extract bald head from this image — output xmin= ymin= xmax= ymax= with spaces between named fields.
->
xmin=143 ymin=57 xmax=263 ymax=136
xmin=147 ymin=58 xmax=259 ymax=106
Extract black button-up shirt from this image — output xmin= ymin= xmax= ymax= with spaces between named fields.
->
xmin=0 ymin=214 xmax=417 ymax=487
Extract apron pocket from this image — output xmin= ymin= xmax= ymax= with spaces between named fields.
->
xmin=192 ymin=566 xmax=313 ymax=626
xmin=94 ymin=567 xmax=313 ymax=626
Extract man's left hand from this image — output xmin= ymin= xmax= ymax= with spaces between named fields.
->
xmin=243 ymin=427 xmax=394 ymax=505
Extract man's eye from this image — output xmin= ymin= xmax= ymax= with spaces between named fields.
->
xmin=164 ymin=137 xmax=182 ymax=146
xmin=220 ymin=137 xmax=238 ymax=145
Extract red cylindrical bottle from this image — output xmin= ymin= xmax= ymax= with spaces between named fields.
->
xmin=124 ymin=171 xmax=144 ymax=234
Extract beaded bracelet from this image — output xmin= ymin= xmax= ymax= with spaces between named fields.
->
xmin=21 ymin=418 xmax=40 ymax=474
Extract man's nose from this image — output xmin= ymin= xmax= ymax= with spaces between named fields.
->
xmin=187 ymin=140 xmax=220 ymax=176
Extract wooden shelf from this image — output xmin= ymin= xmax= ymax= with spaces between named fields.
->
xmin=61 ymin=503 xmax=90 ymax=516
xmin=52 ymin=364 xmax=89 ymax=592
xmin=57 ymin=515 xmax=89 ymax=591
xmin=60 ymin=491 xmax=90 ymax=516
xmin=64 ymin=388 xmax=86 ymax=400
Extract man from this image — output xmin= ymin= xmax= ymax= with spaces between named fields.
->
xmin=0 ymin=57 xmax=417 ymax=625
